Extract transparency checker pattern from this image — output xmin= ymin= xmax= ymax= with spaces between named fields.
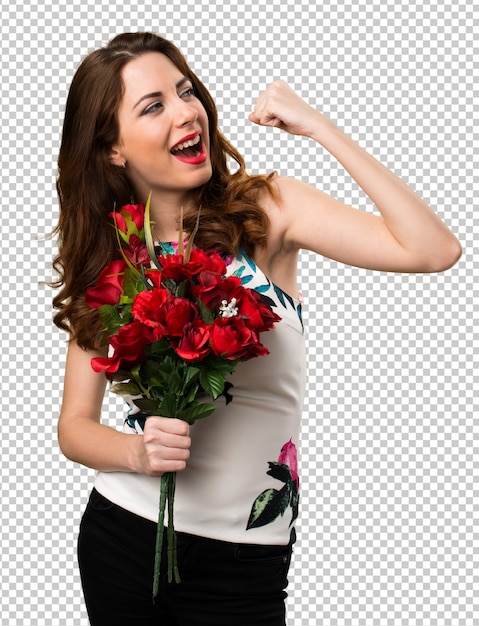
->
xmin=1 ymin=0 xmax=477 ymax=624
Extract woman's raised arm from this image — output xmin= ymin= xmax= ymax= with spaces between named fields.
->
xmin=250 ymin=80 xmax=462 ymax=273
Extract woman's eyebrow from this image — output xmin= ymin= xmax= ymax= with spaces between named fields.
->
xmin=132 ymin=77 xmax=191 ymax=110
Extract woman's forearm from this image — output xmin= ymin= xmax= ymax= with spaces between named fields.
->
xmin=311 ymin=118 xmax=462 ymax=270
xmin=58 ymin=414 xmax=144 ymax=473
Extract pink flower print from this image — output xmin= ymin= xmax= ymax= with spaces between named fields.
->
xmin=278 ymin=439 xmax=299 ymax=488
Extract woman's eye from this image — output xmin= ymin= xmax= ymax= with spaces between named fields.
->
xmin=180 ymin=87 xmax=195 ymax=98
xmin=142 ymin=101 xmax=163 ymax=115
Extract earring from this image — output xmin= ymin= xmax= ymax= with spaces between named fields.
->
xmin=121 ymin=161 xmax=127 ymax=168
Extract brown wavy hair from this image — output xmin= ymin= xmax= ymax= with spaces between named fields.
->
xmin=52 ymin=32 xmax=276 ymax=350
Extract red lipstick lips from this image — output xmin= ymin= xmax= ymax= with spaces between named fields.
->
xmin=170 ymin=131 xmax=207 ymax=164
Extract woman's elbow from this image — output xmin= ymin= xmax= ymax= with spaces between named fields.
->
xmin=434 ymin=236 xmax=462 ymax=272
xmin=421 ymin=235 xmax=462 ymax=273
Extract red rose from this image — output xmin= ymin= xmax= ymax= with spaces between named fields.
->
xmin=158 ymin=253 xmax=189 ymax=280
xmin=210 ymin=316 xmax=269 ymax=361
xmin=85 ymin=259 xmax=127 ymax=309
xmin=109 ymin=203 xmax=145 ymax=235
xmin=157 ymin=296 xmax=200 ymax=337
xmin=91 ymin=320 xmax=155 ymax=374
xmin=173 ymin=320 xmax=211 ymax=362
xmin=192 ymin=274 xmax=242 ymax=309
xmin=188 ymin=249 xmax=226 ymax=276
xmin=131 ymin=287 xmax=170 ymax=331
xmin=235 ymin=287 xmax=281 ymax=332
xmin=159 ymin=249 xmax=227 ymax=281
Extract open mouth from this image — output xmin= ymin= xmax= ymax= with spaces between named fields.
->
xmin=171 ymin=134 xmax=203 ymax=158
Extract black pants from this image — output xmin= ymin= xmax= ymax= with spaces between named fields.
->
xmin=77 ymin=489 xmax=292 ymax=626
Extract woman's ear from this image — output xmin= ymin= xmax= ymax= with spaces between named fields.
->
xmin=108 ymin=146 xmax=126 ymax=168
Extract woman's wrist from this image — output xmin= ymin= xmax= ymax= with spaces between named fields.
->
xmin=308 ymin=112 xmax=343 ymax=148
xmin=125 ymin=433 xmax=148 ymax=474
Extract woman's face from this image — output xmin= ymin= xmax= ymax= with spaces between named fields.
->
xmin=111 ymin=52 xmax=212 ymax=205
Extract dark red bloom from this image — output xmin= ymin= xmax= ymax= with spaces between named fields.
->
xmin=191 ymin=274 xmax=242 ymax=309
xmin=235 ymin=288 xmax=281 ymax=332
xmin=91 ymin=321 xmax=155 ymax=374
xmin=131 ymin=287 xmax=170 ymax=332
xmin=124 ymin=234 xmax=150 ymax=267
xmin=158 ymin=253 xmax=188 ymax=280
xmin=173 ymin=320 xmax=211 ymax=362
xmin=210 ymin=316 xmax=269 ymax=361
xmin=159 ymin=249 xmax=227 ymax=281
xmin=85 ymin=259 xmax=127 ymax=309
xmin=157 ymin=297 xmax=200 ymax=337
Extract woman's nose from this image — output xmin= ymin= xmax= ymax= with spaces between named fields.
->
xmin=174 ymin=99 xmax=198 ymax=126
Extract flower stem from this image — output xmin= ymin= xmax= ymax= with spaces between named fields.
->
xmin=152 ymin=473 xmax=169 ymax=599
xmin=152 ymin=472 xmax=181 ymax=600
xmin=167 ymin=472 xmax=181 ymax=583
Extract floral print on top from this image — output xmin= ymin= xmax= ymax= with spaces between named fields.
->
xmin=247 ymin=439 xmax=299 ymax=539
xmin=231 ymin=248 xmax=303 ymax=330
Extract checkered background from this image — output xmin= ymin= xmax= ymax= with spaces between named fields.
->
xmin=1 ymin=0 xmax=477 ymax=624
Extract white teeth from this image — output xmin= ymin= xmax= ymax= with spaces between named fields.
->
xmin=172 ymin=134 xmax=201 ymax=152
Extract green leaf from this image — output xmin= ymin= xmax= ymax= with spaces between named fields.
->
xmin=246 ymin=484 xmax=291 ymax=530
xmin=266 ymin=462 xmax=293 ymax=484
xmin=176 ymin=280 xmax=191 ymax=299
xmin=133 ymin=398 xmax=162 ymax=414
xmin=199 ymin=369 xmax=227 ymax=399
xmin=122 ymin=211 xmax=140 ymax=238
xmin=183 ymin=365 xmax=200 ymax=387
xmin=290 ymin=490 xmax=299 ymax=526
xmin=146 ymin=339 xmax=173 ymax=357
xmin=98 ymin=304 xmax=122 ymax=333
xmin=123 ymin=268 xmax=148 ymax=298
xmin=158 ymin=395 xmax=178 ymax=418
xmin=183 ymin=382 xmax=201 ymax=405
xmin=195 ymin=298 xmax=215 ymax=325
xmin=144 ymin=192 xmax=163 ymax=271
xmin=207 ymin=356 xmax=239 ymax=376
xmin=176 ymin=402 xmax=216 ymax=424
xmin=110 ymin=381 xmax=142 ymax=396
xmin=161 ymin=277 xmax=178 ymax=293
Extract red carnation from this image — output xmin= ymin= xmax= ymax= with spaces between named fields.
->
xmin=131 ymin=287 xmax=170 ymax=332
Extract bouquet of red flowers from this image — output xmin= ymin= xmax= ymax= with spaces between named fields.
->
xmin=85 ymin=197 xmax=281 ymax=597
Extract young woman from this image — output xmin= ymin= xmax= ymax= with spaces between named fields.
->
xmin=52 ymin=31 xmax=461 ymax=626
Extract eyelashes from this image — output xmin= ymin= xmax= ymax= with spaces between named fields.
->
xmin=142 ymin=101 xmax=163 ymax=115
xmin=142 ymin=86 xmax=196 ymax=116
